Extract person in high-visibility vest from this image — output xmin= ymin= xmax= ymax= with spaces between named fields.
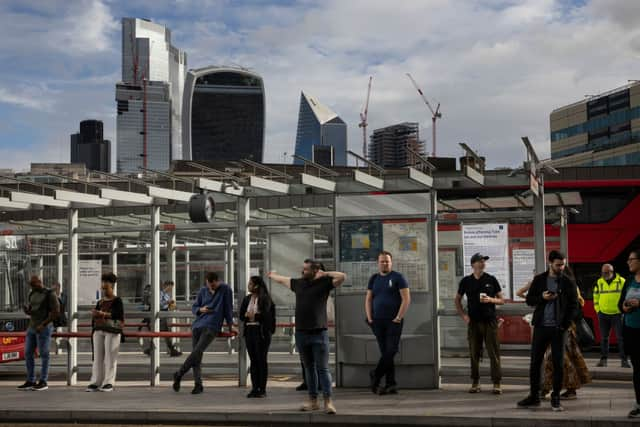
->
xmin=594 ymin=264 xmax=630 ymax=368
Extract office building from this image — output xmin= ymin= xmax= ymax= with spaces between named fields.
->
xmin=116 ymin=82 xmax=171 ymax=172
xmin=117 ymin=18 xmax=186 ymax=172
xmin=368 ymin=122 xmax=424 ymax=168
xmin=70 ymin=120 xmax=111 ymax=172
xmin=294 ymin=92 xmax=347 ymax=167
xmin=182 ymin=66 xmax=265 ymax=162
xmin=550 ymin=81 xmax=640 ymax=167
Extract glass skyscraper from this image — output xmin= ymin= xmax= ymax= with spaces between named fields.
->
xmin=294 ymin=92 xmax=347 ymax=167
xmin=182 ymin=66 xmax=265 ymax=162
xmin=116 ymin=18 xmax=186 ymax=173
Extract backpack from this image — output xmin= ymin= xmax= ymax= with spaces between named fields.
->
xmin=53 ymin=293 xmax=67 ymax=328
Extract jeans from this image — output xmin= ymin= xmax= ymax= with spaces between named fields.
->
xmin=177 ymin=327 xmax=216 ymax=385
xmin=530 ymin=326 xmax=567 ymax=397
xmin=371 ymin=319 xmax=403 ymax=387
xmin=598 ymin=312 xmax=625 ymax=360
xmin=25 ymin=325 xmax=53 ymax=383
xmin=623 ymin=325 xmax=640 ymax=404
xmin=245 ymin=325 xmax=271 ymax=393
xmin=296 ymin=330 xmax=332 ymax=398
xmin=467 ymin=319 xmax=502 ymax=383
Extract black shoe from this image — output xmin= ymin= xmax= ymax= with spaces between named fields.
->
xmin=369 ymin=370 xmax=380 ymax=394
xmin=629 ymin=407 xmax=640 ymax=418
xmin=169 ymin=349 xmax=183 ymax=357
xmin=376 ymin=386 xmax=388 ymax=395
xmin=17 ymin=381 xmax=35 ymax=391
xmin=560 ymin=390 xmax=577 ymax=400
xmin=247 ymin=390 xmax=260 ymax=398
xmin=100 ymin=384 xmax=113 ymax=392
xmin=596 ymin=357 xmax=607 ymax=367
xmin=143 ymin=348 xmax=151 ymax=356
xmin=191 ymin=383 xmax=203 ymax=395
xmin=295 ymin=383 xmax=308 ymax=391
xmin=517 ymin=395 xmax=541 ymax=408
xmin=385 ymin=384 xmax=398 ymax=395
xmin=172 ymin=372 xmax=181 ymax=392
xmin=32 ymin=381 xmax=48 ymax=391
xmin=85 ymin=384 xmax=99 ymax=392
xmin=255 ymin=391 xmax=266 ymax=398
xmin=551 ymin=394 xmax=564 ymax=412
xmin=622 ymin=359 xmax=631 ymax=368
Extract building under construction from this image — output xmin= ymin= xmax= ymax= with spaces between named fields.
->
xmin=368 ymin=122 xmax=425 ymax=168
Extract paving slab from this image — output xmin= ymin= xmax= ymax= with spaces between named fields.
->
xmin=0 ymin=382 xmax=637 ymax=426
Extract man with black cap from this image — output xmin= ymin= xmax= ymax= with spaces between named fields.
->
xmin=455 ymin=253 xmax=504 ymax=394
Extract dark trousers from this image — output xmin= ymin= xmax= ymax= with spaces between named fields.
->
xmin=177 ymin=327 xmax=216 ymax=385
xmin=598 ymin=312 xmax=625 ymax=360
xmin=245 ymin=326 xmax=271 ymax=393
xmin=142 ymin=317 xmax=177 ymax=352
xmin=530 ymin=326 xmax=567 ymax=397
xmin=371 ymin=319 xmax=403 ymax=387
xmin=468 ymin=319 xmax=502 ymax=383
xmin=623 ymin=325 xmax=640 ymax=404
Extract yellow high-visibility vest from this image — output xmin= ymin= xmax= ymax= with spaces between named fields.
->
xmin=594 ymin=274 xmax=625 ymax=315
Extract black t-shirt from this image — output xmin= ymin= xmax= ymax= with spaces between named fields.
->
xmin=457 ymin=273 xmax=502 ymax=322
xmin=290 ymin=276 xmax=334 ymax=332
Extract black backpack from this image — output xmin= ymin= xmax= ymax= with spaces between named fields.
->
xmin=53 ymin=293 xmax=67 ymax=328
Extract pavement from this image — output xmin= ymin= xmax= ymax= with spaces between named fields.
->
xmin=0 ymin=381 xmax=637 ymax=426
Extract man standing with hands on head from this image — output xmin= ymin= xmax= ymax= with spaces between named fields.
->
xmin=269 ymin=259 xmax=346 ymax=415
xmin=518 ymin=250 xmax=578 ymax=412
xmin=365 ymin=251 xmax=411 ymax=395
xmin=455 ymin=253 xmax=504 ymax=395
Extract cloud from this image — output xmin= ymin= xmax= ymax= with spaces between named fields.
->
xmin=2 ymin=0 xmax=640 ymax=172
xmin=0 ymin=85 xmax=56 ymax=111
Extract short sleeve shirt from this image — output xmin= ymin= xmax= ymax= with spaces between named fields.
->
xmin=457 ymin=273 xmax=502 ymax=322
xmin=367 ymin=271 xmax=409 ymax=320
xmin=290 ymin=276 xmax=334 ymax=331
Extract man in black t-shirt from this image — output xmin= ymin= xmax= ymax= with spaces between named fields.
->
xmin=269 ymin=259 xmax=346 ymax=415
xmin=455 ymin=253 xmax=504 ymax=395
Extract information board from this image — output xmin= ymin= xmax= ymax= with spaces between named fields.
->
xmin=462 ymin=223 xmax=510 ymax=299
xmin=79 ymin=260 xmax=102 ymax=305
xmin=512 ymin=248 xmax=536 ymax=301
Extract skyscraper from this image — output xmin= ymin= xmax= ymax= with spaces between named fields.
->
xmin=368 ymin=122 xmax=424 ymax=169
xmin=294 ymin=92 xmax=347 ymax=167
xmin=550 ymin=81 xmax=640 ymax=167
xmin=116 ymin=18 xmax=186 ymax=173
xmin=182 ymin=66 xmax=265 ymax=162
xmin=70 ymin=119 xmax=111 ymax=172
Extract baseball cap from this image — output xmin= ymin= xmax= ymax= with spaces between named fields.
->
xmin=470 ymin=253 xmax=490 ymax=264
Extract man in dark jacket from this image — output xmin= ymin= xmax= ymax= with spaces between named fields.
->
xmin=518 ymin=250 xmax=578 ymax=412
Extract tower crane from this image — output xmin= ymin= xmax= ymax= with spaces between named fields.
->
xmin=358 ymin=76 xmax=373 ymax=158
xmin=406 ymin=73 xmax=441 ymax=157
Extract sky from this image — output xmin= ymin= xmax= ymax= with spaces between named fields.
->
xmin=0 ymin=0 xmax=639 ymax=171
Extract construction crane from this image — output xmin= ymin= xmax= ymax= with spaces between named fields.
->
xmin=358 ymin=76 xmax=373 ymax=158
xmin=406 ymin=73 xmax=441 ymax=157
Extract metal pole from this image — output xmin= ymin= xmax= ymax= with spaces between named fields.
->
xmin=184 ymin=250 xmax=190 ymax=301
xmin=224 ymin=239 xmax=230 ymax=282
xmin=150 ymin=205 xmax=161 ymax=386
xmin=56 ymin=240 xmax=64 ymax=287
xmin=67 ymin=208 xmax=78 ymax=385
xmin=110 ymin=238 xmax=118 ymax=294
xmin=37 ymin=256 xmax=44 ymax=281
xmin=429 ymin=190 xmax=441 ymax=388
xmin=236 ymin=199 xmax=249 ymax=387
xmin=229 ymin=232 xmax=235 ymax=289
xmin=559 ymin=207 xmax=569 ymax=263
xmin=167 ymin=233 xmax=177 ymax=349
xmin=533 ymin=176 xmax=546 ymax=273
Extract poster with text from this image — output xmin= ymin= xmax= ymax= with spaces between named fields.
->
xmin=462 ymin=223 xmax=510 ymax=299
xmin=79 ymin=260 xmax=102 ymax=305
xmin=512 ymin=249 xmax=536 ymax=301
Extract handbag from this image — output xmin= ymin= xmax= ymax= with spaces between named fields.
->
xmin=575 ymin=317 xmax=595 ymax=350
